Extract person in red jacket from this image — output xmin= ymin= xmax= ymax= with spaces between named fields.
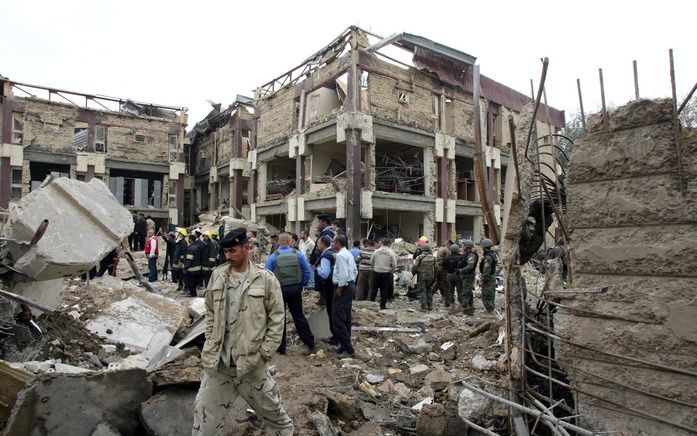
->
xmin=145 ymin=229 xmax=159 ymax=282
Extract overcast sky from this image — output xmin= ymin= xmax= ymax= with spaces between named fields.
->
xmin=2 ymin=0 xmax=695 ymax=128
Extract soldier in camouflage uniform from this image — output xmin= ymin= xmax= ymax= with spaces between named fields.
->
xmin=456 ymin=239 xmax=478 ymax=315
xmin=432 ymin=243 xmax=450 ymax=298
xmin=479 ymin=238 xmax=497 ymax=313
xmin=413 ymin=244 xmax=436 ymax=311
xmin=442 ymin=244 xmax=463 ymax=308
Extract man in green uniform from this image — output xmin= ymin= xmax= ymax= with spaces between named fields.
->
xmin=457 ymin=239 xmax=478 ymax=315
xmin=479 ymin=238 xmax=497 ymax=313
xmin=413 ymin=244 xmax=436 ymax=311
xmin=442 ymin=244 xmax=462 ymax=308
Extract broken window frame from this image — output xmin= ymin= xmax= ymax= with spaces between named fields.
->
xmin=95 ymin=125 xmax=107 ymax=153
xmin=11 ymin=112 xmax=24 ymax=145
xmin=168 ymin=134 xmax=179 ymax=162
xmin=10 ymin=168 xmax=22 ymax=200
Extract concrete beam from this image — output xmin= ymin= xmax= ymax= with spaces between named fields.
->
xmin=372 ymin=192 xmax=435 ymax=212
xmin=255 ymin=199 xmax=287 ymax=216
xmin=23 ymin=149 xmax=76 ymax=165
xmin=305 ymin=120 xmax=337 ymax=145
xmin=455 ymin=200 xmax=483 ymax=216
xmin=257 ymin=142 xmax=290 ymax=163
xmin=373 ymin=122 xmax=435 ymax=148
xmin=107 ymin=158 xmax=169 ymax=174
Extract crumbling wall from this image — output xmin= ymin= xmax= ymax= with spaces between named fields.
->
xmin=101 ymin=112 xmax=173 ymax=163
xmin=256 ymin=86 xmax=295 ymax=147
xmin=366 ymin=59 xmax=439 ymax=132
xmin=21 ymin=100 xmax=78 ymax=153
xmin=20 ymin=99 xmax=178 ymax=163
xmin=559 ymin=99 xmax=697 ymax=435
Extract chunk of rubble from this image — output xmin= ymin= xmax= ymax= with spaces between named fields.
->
xmin=365 ymin=374 xmax=384 ymax=384
xmin=415 ymin=403 xmax=447 ymax=436
xmin=85 ymin=276 xmax=185 ymax=352
xmin=140 ymin=386 xmax=196 ymax=436
xmin=3 ymin=178 xmax=133 ymax=280
xmin=458 ymin=384 xmax=493 ymax=421
xmin=409 ymin=364 xmax=430 ymax=375
xmin=90 ymin=422 xmax=122 ymax=436
xmin=3 ymin=369 xmax=152 ymax=436
xmin=312 ymin=412 xmax=338 ymax=436
xmin=471 ymin=354 xmax=497 ymax=371
xmin=425 ymin=369 xmax=451 ymax=391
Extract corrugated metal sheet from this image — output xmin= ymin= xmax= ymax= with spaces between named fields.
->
xmin=461 ymin=70 xmax=565 ymax=128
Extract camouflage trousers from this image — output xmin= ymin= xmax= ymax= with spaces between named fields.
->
xmin=457 ymin=276 xmax=475 ymax=314
xmin=192 ymin=363 xmax=294 ymax=436
xmin=418 ymin=278 xmax=435 ymax=310
xmin=443 ymin=273 xmax=458 ymax=307
xmin=433 ymin=269 xmax=447 ymax=296
xmin=481 ymin=276 xmax=496 ymax=312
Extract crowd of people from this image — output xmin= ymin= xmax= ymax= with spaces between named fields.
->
xmin=119 ymin=213 xmax=500 ymax=435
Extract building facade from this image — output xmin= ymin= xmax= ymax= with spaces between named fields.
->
xmin=234 ymin=27 xmax=565 ymax=243
xmin=187 ymin=97 xmax=255 ymax=223
xmin=0 ymin=77 xmax=188 ymax=227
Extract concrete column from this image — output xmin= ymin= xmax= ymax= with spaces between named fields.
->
xmin=249 ymin=169 xmax=258 ymax=206
xmin=294 ymin=155 xmax=305 ymax=234
xmin=473 ymin=216 xmax=483 ymax=243
xmin=437 ymin=156 xmax=448 ymax=245
xmin=85 ymin=165 xmax=95 ymax=182
xmin=232 ymin=170 xmax=244 ymax=214
xmin=176 ymin=178 xmax=185 ymax=226
xmin=0 ymin=157 xmax=10 ymax=208
xmin=344 ymin=36 xmax=362 ymax=242
xmin=257 ymin=163 xmax=267 ymax=202
xmin=423 ymin=212 xmax=434 ymax=243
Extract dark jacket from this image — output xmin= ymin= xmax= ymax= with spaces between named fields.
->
xmin=184 ymin=240 xmax=203 ymax=273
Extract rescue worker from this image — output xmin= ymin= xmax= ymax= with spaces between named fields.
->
xmin=172 ymin=228 xmax=188 ymax=290
xmin=442 ymin=244 xmax=462 ymax=308
xmin=457 ymin=239 xmax=479 ymax=315
xmin=201 ymin=231 xmax=218 ymax=287
xmin=209 ymin=228 xmax=223 ymax=266
xmin=413 ymin=244 xmax=436 ymax=311
xmin=184 ymin=234 xmax=203 ymax=297
xmin=145 ymin=228 xmax=159 ymax=282
xmin=479 ymin=238 xmax=498 ymax=313
xmin=192 ymin=228 xmax=293 ymax=436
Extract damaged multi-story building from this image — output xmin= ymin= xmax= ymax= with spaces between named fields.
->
xmin=187 ymin=96 xmax=255 ymax=221
xmin=189 ymin=27 xmax=564 ymax=242
xmin=0 ymin=76 xmax=188 ymax=227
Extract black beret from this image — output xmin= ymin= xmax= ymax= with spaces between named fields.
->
xmin=220 ymin=227 xmax=247 ymax=248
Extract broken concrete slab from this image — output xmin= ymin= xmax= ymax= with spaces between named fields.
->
xmin=85 ymin=276 xmax=185 ymax=352
xmin=10 ymin=278 xmax=64 ymax=316
xmin=140 ymin=386 xmax=195 ymax=436
xmin=4 ymin=178 xmax=133 ymax=281
xmin=2 ymin=368 xmax=152 ymax=436
xmin=187 ymin=297 xmax=206 ymax=318
xmin=458 ymin=384 xmax=493 ymax=422
xmin=148 ymin=349 xmax=202 ymax=389
xmin=0 ymin=360 xmax=33 ymax=428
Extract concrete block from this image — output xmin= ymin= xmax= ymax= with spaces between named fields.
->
xmin=169 ymin=161 xmax=186 ymax=181
xmin=287 ymin=197 xmax=297 ymax=222
xmin=446 ymin=199 xmax=456 ymax=224
xmin=336 ymin=112 xmax=373 ymax=143
xmin=140 ymin=387 xmax=196 ymax=436
xmin=335 ymin=192 xmax=345 ymax=219
xmin=76 ymin=153 xmax=106 ymax=174
xmin=0 ymin=143 xmax=24 ymax=167
xmin=571 ymin=225 xmax=697 ymax=277
xmin=434 ymin=198 xmax=444 ymax=222
xmin=10 ymin=278 xmax=64 ymax=317
xmin=5 ymin=178 xmax=132 ymax=281
xmin=84 ymin=276 xmax=185 ymax=351
xmin=247 ymin=149 xmax=257 ymax=170
xmin=568 ymin=174 xmax=693 ymax=228
xmin=209 ymin=165 xmax=217 ymax=183
xmin=229 ymin=157 xmax=247 ymax=172
xmin=360 ymin=190 xmax=373 ymax=219
xmin=3 ymin=369 xmax=152 ymax=436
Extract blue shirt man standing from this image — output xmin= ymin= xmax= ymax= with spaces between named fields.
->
xmin=331 ymin=234 xmax=358 ymax=359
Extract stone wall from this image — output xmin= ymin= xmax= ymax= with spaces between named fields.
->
xmin=256 ymin=86 xmax=295 ymax=147
xmin=20 ymin=99 xmax=179 ymax=163
xmin=559 ymin=98 xmax=697 ymax=435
